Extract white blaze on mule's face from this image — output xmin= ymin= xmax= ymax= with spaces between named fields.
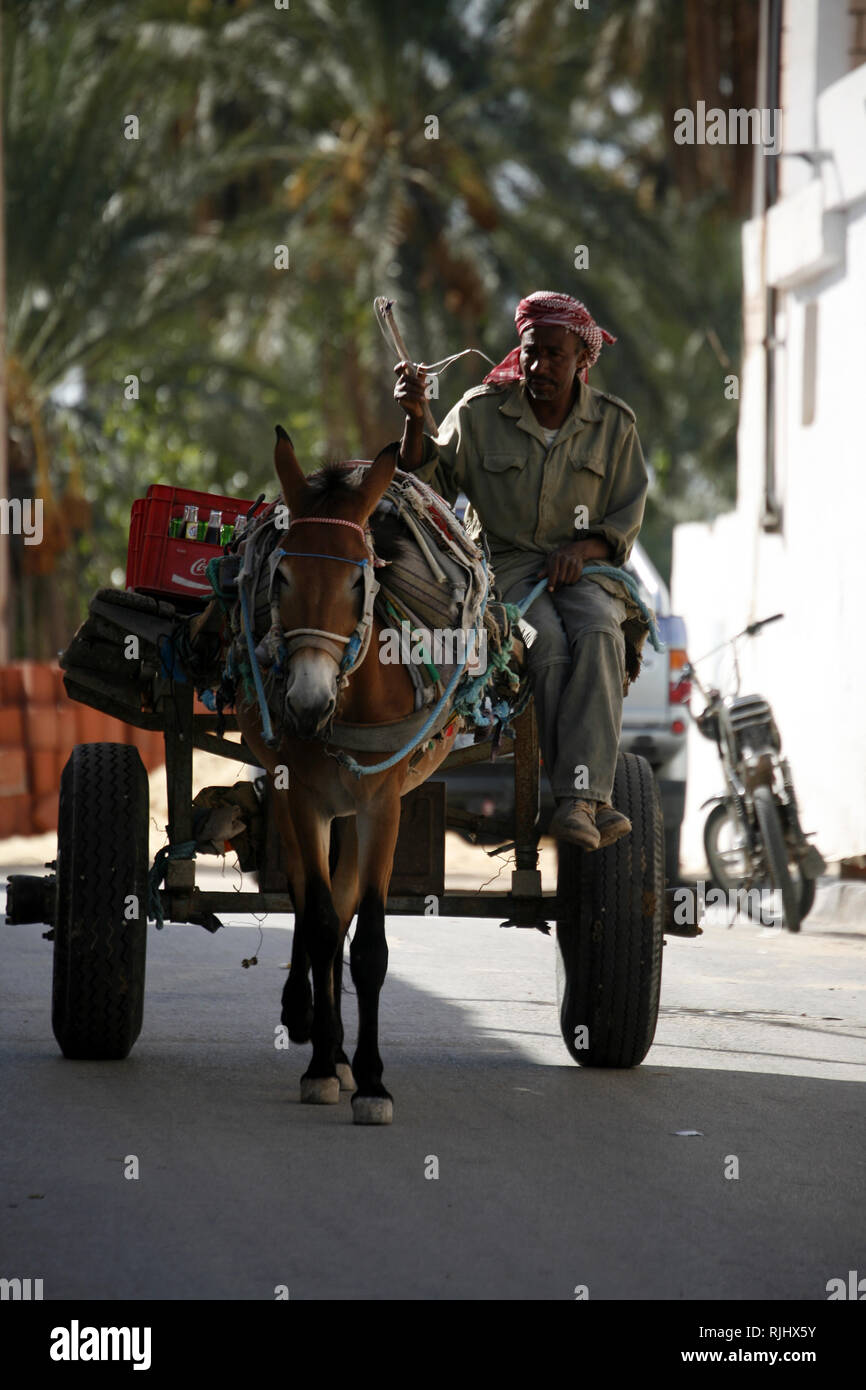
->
xmin=285 ymin=647 xmax=339 ymax=735
xmin=279 ymin=559 xmax=358 ymax=738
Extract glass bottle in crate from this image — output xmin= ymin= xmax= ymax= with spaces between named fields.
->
xmin=184 ymin=504 xmax=200 ymax=540
xmin=168 ymin=511 xmax=184 ymax=539
xmin=205 ymin=509 xmax=223 ymax=544
xmin=233 ymin=513 xmax=248 ymax=540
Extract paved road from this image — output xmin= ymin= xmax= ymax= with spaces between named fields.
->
xmin=1 ymin=866 xmax=864 ymax=1301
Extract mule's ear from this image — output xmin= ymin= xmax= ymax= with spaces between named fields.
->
xmin=357 ymin=441 xmax=399 ymax=517
xmin=274 ymin=425 xmax=306 ymax=511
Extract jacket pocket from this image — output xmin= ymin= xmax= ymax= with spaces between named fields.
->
xmin=569 ymin=450 xmax=607 ymax=477
xmin=482 ymin=453 xmax=525 ymax=472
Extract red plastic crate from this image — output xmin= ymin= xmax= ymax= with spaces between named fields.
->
xmin=126 ymin=485 xmax=257 ymax=602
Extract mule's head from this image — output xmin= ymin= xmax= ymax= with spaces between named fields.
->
xmin=272 ymin=426 xmax=397 ymax=739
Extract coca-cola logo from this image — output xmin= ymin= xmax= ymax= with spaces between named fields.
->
xmin=191 ymin=558 xmax=209 ymax=577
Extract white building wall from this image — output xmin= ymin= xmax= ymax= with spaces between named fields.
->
xmin=672 ymin=0 xmax=866 ymax=869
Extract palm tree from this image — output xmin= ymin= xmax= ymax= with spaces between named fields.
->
xmin=2 ymin=0 xmax=747 ymax=654
xmin=2 ymin=0 xmax=287 ymax=649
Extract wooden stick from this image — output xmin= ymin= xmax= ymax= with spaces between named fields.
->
xmin=376 ymin=296 xmax=438 ymax=435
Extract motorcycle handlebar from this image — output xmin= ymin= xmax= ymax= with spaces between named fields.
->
xmin=745 ymin=612 xmax=784 ymax=636
xmin=686 ymin=613 xmax=786 ymax=678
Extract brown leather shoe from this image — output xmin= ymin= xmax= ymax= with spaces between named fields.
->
xmin=549 ymin=799 xmax=601 ymax=851
xmin=595 ymin=802 xmax=632 ymax=848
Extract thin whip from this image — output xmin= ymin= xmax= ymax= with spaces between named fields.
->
xmin=373 ymin=296 xmax=495 ymax=381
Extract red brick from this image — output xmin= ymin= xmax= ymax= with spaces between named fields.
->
xmin=56 ymin=706 xmax=77 ymax=755
xmin=0 ymin=666 xmax=26 ymax=705
xmin=148 ymin=731 xmax=166 ymax=767
xmin=0 ymin=747 xmax=29 ymax=796
xmin=129 ymin=726 xmax=149 ymax=757
xmin=31 ymin=792 xmax=59 ymax=834
xmin=30 ymin=748 xmax=58 ymax=798
xmin=0 ymin=707 xmax=26 ymax=746
xmin=0 ymin=794 xmax=33 ymax=839
xmin=74 ymin=705 xmax=107 ymax=744
xmin=18 ymin=661 xmax=56 ymax=704
xmin=23 ymin=704 xmax=59 ymax=751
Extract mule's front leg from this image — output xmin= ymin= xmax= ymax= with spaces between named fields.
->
xmin=330 ymin=816 xmax=359 ymax=1093
xmin=350 ymin=887 xmax=392 ymax=1124
xmin=350 ymin=798 xmax=401 ymax=1125
xmin=299 ymin=876 xmax=342 ymax=1105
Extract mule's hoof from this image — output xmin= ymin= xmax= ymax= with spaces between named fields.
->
xmin=336 ymin=1062 xmax=357 ymax=1093
xmin=300 ymin=1075 xmax=340 ymax=1105
xmin=351 ymin=1095 xmax=393 ymax=1126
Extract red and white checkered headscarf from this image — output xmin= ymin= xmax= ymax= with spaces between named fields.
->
xmin=483 ymin=291 xmax=616 ymax=385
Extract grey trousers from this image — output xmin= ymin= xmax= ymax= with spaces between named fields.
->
xmin=495 ymin=552 xmax=627 ymax=804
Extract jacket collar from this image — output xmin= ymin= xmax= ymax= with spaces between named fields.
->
xmin=497 ymin=377 xmax=603 ymax=446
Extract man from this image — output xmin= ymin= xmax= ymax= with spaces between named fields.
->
xmin=393 ymin=290 xmax=648 ymax=851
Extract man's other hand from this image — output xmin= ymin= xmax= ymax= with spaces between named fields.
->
xmin=393 ymin=361 xmax=428 ymax=419
xmin=538 ymin=538 xmax=610 ymax=591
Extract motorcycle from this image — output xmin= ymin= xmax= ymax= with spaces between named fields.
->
xmin=684 ymin=614 xmax=825 ymax=932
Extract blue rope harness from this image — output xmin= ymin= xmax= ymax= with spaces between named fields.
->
xmin=274 ymin=551 xmax=368 ymax=567
xmin=331 ymin=557 xmax=492 ymax=777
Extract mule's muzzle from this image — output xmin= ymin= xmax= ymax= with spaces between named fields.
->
xmin=283 ymin=695 xmax=337 ymax=741
xmin=283 ymin=655 xmax=339 ymax=739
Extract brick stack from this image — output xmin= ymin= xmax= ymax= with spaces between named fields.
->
xmin=0 ymin=662 xmax=166 ymax=839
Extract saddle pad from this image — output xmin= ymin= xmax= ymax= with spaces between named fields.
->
xmin=370 ymin=469 xmax=489 ymax=706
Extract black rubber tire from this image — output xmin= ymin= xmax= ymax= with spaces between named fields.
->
xmin=753 ymin=785 xmax=801 ymax=933
xmin=555 ymin=752 xmax=664 ymax=1068
xmin=704 ymin=799 xmax=814 ymax=926
xmin=798 ymin=872 xmax=816 ymax=922
xmin=52 ymin=744 xmax=150 ymax=1059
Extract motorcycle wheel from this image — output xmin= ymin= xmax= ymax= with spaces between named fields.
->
xmin=704 ymin=800 xmax=813 ymax=929
xmin=752 ymin=786 xmax=801 ymax=933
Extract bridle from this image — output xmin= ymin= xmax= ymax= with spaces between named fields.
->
xmin=272 ymin=515 xmax=385 ymax=678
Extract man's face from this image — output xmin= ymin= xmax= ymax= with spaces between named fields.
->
xmin=519 ymin=323 xmax=589 ymax=401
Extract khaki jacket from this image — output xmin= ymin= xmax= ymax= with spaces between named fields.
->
xmin=414 ymin=377 xmax=648 ymax=571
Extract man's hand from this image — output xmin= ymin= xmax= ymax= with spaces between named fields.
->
xmin=538 ymin=537 xmax=610 ymax=591
xmin=394 ymin=360 xmax=430 ymax=470
xmin=393 ymin=360 xmax=428 ymax=419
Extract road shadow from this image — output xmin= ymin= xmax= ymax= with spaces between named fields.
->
xmin=1 ymin=904 xmax=864 ymax=1301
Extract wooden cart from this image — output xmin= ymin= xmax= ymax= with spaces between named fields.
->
xmin=6 ymin=586 xmax=695 ymax=1066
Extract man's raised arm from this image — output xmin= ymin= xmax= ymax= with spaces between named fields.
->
xmin=392 ymin=361 xmax=468 ymax=503
xmin=393 ymin=361 xmax=430 ymax=472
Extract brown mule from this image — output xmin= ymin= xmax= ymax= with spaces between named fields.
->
xmin=235 ymin=429 xmax=461 ymax=1124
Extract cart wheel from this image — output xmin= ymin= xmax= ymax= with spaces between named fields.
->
xmin=555 ymin=752 xmax=664 ymax=1068
xmin=52 ymin=744 xmax=150 ymax=1060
